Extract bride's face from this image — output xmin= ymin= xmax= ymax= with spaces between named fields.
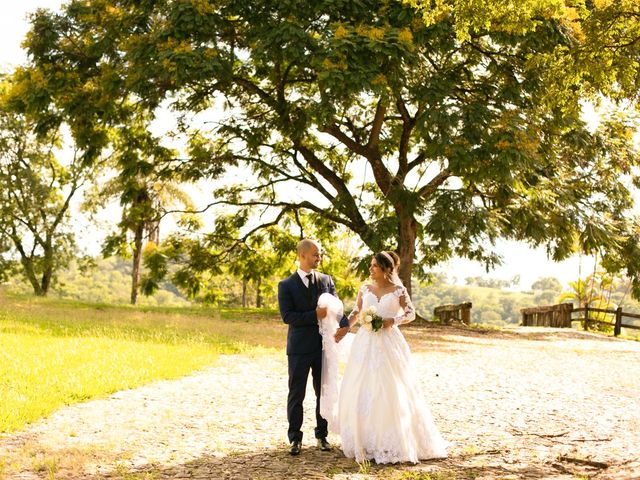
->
xmin=369 ymin=258 xmax=383 ymax=281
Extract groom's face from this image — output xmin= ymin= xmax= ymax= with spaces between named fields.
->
xmin=300 ymin=243 xmax=322 ymax=271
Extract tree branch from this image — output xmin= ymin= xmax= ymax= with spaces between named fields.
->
xmin=407 ymin=152 xmax=427 ymax=172
xmin=417 ymin=169 xmax=451 ymax=199
xmin=320 ymin=123 xmax=369 ymax=157
xmin=395 ymin=93 xmax=415 ymax=180
xmin=367 ymin=98 xmax=387 ymax=150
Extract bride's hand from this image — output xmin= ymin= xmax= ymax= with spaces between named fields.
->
xmin=334 ymin=326 xmax=349 ymax=342
xmin=382 ymin=319 xmax=394 ymax=329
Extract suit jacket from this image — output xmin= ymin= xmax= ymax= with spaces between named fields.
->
xmin=278 ymin=271 xmax=349 ymax=355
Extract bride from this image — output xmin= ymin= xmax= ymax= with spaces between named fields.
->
xmin=335 ymin=251 xmax=448 ymax=464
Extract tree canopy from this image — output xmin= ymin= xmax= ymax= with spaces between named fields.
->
xmin=9 ymin=0 xmax=640 ymax=296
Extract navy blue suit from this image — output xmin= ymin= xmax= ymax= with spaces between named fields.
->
xmin=278 ymin=271 xmax=348 ymax=443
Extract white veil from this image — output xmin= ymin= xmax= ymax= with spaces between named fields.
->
xmin=317 ymin=293 xmax=353 ymax=434
xmin=381 ymin=251 xmax=404 ymax=288
xmin=389 ymin=271 xmax=403 ymax=287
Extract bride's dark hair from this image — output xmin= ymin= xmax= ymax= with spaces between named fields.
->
xmin=375 ymin=251 xmax=399 ymax=274
xmin=386 ymin=251 xmax=400 ymax=269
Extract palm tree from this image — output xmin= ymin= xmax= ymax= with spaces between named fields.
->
xmin=558 ymin=272 xmax=613 ymax=331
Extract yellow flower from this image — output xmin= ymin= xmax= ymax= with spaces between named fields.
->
xmin=334 ymin=25 xmax=348 ymax=39
xmin=355 ymin=25 xmax=369 ymax=37
xmin=192 ymin=0 xmax=215 ymax=15
xmin=322 ymin=58 xmax=335 ymax=70
xmin=106 ymin=5 xmax=121 ymax=17
xmin=174 ymin=41 xmax=193 ymax=54
xmin=398 ymin=28 xmax=413 ymax=44
xmin=593 ymin=0 xmax=613 ymax=8
xmin=367 ymin=27 xmax=385 ymax=41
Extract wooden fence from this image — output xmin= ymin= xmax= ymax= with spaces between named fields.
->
xmin=520 ymin=303 xmax=573 ymax=328
xmin=521 ymin=303 xmax=640 ymax=336
xmin=434 ymin=302 xmax=472 ymax=325
xmin=572 ymin=306 xmax=640 ymax=336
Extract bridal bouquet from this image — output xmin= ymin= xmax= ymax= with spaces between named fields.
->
xmin=361 ymin=305 xmax=384 ymax=332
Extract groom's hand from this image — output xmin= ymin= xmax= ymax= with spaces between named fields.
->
xmin=316 ymin=306 xmax=328 ymax=320
xmin=334 ymin=326 xmax=349 ymax=343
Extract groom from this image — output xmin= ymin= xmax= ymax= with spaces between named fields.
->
xmin=278 ymin=239 xmax=349 ymax=456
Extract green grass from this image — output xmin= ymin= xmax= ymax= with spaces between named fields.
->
xmin=0 ymin=292 xmax=287 ymax=433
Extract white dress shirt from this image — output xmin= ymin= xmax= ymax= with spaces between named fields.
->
xmin=297 ymin=268 xmax=315 ymax=287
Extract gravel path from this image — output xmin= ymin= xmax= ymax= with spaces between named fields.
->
xmin=1 ymin=326 xmax=639 ymax=479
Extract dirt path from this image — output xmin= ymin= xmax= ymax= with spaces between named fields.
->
xmin=1 ymin=326 xmax=639 ymax=479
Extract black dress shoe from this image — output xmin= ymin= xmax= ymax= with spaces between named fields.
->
xmin=290 ymin=440 xmax=302 ymax=456
xmin=317 ymin=437 xmax=332 ymax=451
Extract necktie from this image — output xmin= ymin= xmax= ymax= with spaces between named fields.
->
xmin=306 ymin=273 xmax=313 ymax=288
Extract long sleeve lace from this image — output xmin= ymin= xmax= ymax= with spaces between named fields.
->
xmin=347 ymin=287 xmax=364 ymax=327
xmin=392 ymin=286 xmax=416 ymax=325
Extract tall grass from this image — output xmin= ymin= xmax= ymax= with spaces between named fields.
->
xmin=0 ymin=293 xmax=287 ymax=433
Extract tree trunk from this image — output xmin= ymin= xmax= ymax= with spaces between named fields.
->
xmin=40 ymin=268 xmax=53 ymax=296
xmin=149 ymin=220 xmax=160 ymax=245
xmin=39 ymin=242 xmax=54 ymax=296
xmin=256 ymin=277 xmax=262 ymax=308
xmin=397 ymin=213 xmax=417 ymax=297
xmin=130 ymin=222 xmax=145 ymax=305
xmin=20 ymin=257 xmax=45 ymax=296
xmin=242 ymin=279 xmax=247 ymax=308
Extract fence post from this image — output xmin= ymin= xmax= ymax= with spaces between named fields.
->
xmin=584 ymin=305 xmax=590 ymax=331
xmin=614 ymin=307 xmax=622 ymax=337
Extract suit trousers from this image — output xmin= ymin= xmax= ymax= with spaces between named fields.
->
xmin=287 ymin=349 xmax=327 ymax=443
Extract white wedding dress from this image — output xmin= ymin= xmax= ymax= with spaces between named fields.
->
xmin=338 ymin=285 xmax=448 ymax=464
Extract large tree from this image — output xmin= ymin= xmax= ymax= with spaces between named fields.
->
xmin=13 ymin=0 xmax=640 ymax=294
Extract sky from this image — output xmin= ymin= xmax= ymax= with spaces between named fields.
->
xmin=0 ymin=1 xmax=605 ymax=291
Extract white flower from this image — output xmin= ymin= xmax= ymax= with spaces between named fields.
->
xmin=364 ymin=315 xmax=372 ymax=323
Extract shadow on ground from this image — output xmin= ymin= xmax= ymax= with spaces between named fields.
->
xmin=63 ymin=445 xmax=612 ymax=480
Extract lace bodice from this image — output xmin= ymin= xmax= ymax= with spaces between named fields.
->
xmin=348 ymin=284 xmax=416 ymax=326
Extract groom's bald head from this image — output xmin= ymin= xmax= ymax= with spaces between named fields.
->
xmin=297 ymin=238 xmax=320 ymax=256
xmin=297 ymin=239 xmax=322 ymax=271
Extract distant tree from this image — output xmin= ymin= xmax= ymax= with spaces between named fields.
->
xmin=0 ymin=91 xmax=98 ymax=296
xmin=227 ymin=238 xmax=284 ymax=308
xmin=143 ymin=214 xmax=361 ymax=305
xmin=479 ymin=310 xmax=503 ymax=325
xmin=465 ymin=276 xmax=513 ymax=289
xmin=531 ymin=277 xmax=562 ymax=291
xmin=533 ymin=290 xmax=558 ymax=306
xmin=84 ymin=125 xmax=196 ymax=305
xmin=499 ymin=296 xmax=520 ymax=323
